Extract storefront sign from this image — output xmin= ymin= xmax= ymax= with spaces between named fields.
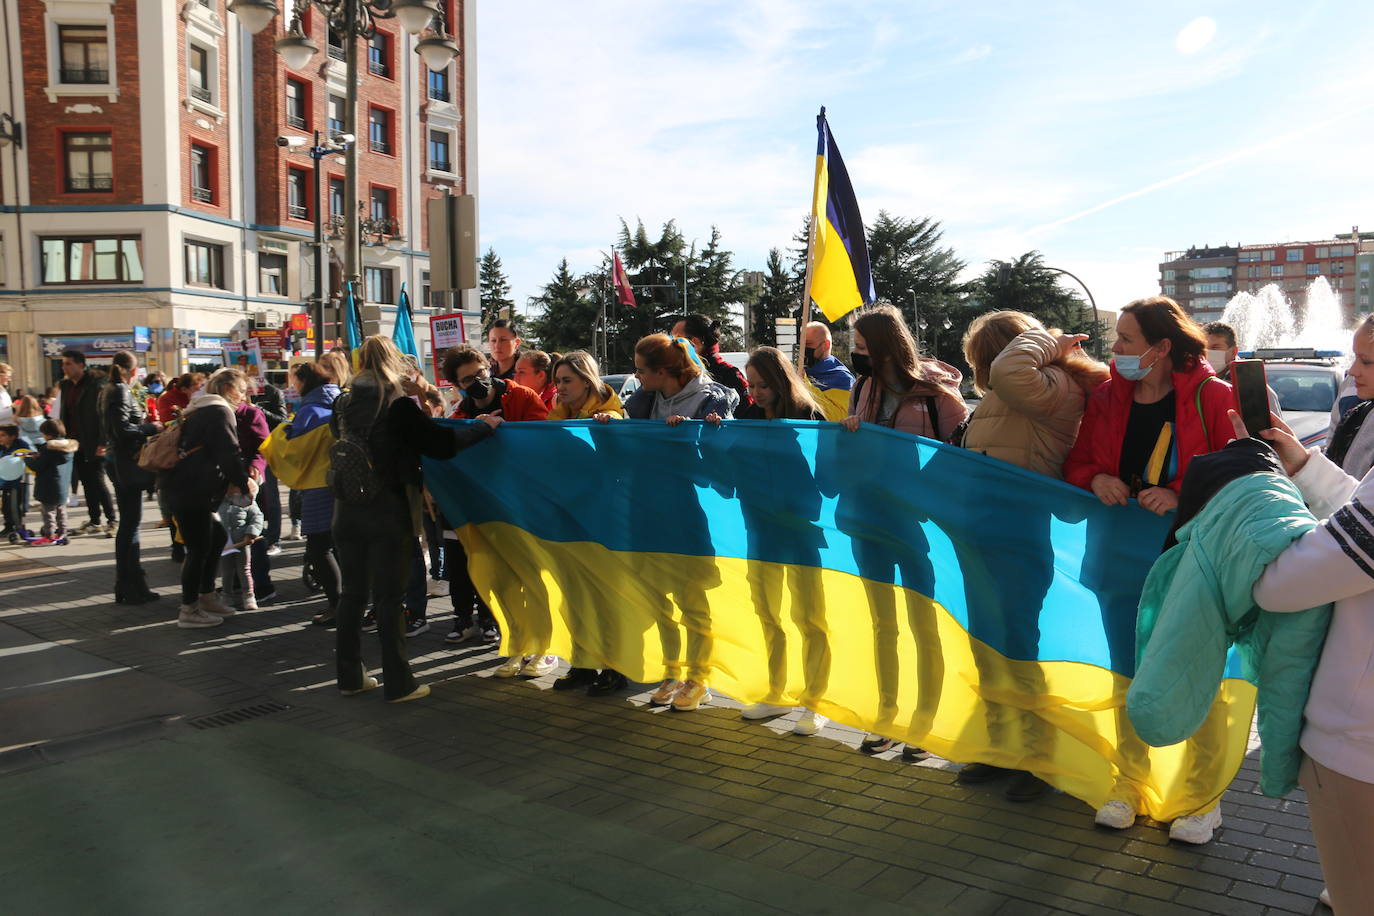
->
xmin=133 ymin=326 xmax=151 ymax=352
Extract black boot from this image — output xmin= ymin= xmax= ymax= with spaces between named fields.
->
xmin=553 ymin=667 xmax=597 ymax=692
xmin=586 ymin=669 xmax=628 ymax=697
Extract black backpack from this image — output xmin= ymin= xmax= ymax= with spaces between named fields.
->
xmin=327 ymin=390 xmax=384 ymax=505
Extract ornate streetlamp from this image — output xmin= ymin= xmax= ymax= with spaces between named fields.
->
xmin=229 ymin=0 xmax=458 ymax=331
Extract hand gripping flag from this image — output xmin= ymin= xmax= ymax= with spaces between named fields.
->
xmin=806 ymin=107 xmax=876 ymax=322
xmin=612 ymin=252 xmax=637 ymax=308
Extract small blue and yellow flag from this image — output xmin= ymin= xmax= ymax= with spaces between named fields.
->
xmin=808 ymin=107 xmax=876 ymax=321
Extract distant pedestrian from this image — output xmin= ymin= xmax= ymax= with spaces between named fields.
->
xmin=22 ymin=418 xmax=78 ymax=545
xmin=58 ymin=349 xmax=116 ymax=536
xmin=99 ymin=350 xmax=162 ymax=604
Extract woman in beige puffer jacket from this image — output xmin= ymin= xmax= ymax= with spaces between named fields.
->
xmin=962 ymin=311 xmax=1109 ymax=480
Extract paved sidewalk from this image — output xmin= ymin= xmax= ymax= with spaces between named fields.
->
xmin=0 ymin=500 xmax=1329 ymax=914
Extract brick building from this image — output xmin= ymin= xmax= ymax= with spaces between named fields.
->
xmin=0 ymin=0 xmax=475 ymax=389
xmin=1159 ymin=229 xmax=1374 ymax=327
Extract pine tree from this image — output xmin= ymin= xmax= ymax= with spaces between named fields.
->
xmin=478 ymin=248 xmax=515 ymax=323
xmin=866 ymin=210 xmax=966 ymax=331
xmin=526 ymin=258 xmax=599 ymax=354
xmin=752 ymin=248 xmax=796 ymax=349
xmin=684 ymin=226 xmax=747 ymax=348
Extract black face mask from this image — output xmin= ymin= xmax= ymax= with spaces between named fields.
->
xmin=803 ymin=347 xmax=819 ymax=368
xmin=464 ymin=377 xmax=493 ymax=401
xmin=851 ymin=352 xmax=872 ymax=377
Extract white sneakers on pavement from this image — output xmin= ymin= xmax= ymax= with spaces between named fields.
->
xmin=740 ymin=702 xmax=792 ymax=720
xmin=793 ymin=710 xmax=828 ymax=736
xmin=426 ymin=578 xmax=450 ymax=597
xmin=521 ymin=655 xmax=556 ymax=677
xmin=1168 ymin=805 xmax=1222 ymax=845
xmin=1094 ymin=800 xmax=1137 ymax=830
xmin=177 ymin=604 xmax=224 ymax=628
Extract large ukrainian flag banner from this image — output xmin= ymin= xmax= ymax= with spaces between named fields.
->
xmin=808 ymin=108 xmax=876 ymax=321
xmin=425 ymin=420 xmax=1257 ymax=821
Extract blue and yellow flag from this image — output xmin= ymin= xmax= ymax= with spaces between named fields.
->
xmin=394 ymin=283 xmax=419 ymax=360
xmin=343 ymin=282 xmax=363 ymax=353
xmin=424 ymin=420 xmax=1258 ymax=821
xmin=808 ymin=108 xmax=876 ymax=322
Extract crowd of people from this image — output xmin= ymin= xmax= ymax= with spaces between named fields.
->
xmin=3 ymin=295 xmax=1371 ymax=909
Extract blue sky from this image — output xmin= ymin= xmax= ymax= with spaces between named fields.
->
xmin=477 ymin=1 xmax=1374 ymax=325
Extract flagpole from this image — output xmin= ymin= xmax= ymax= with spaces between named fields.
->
xmin=797 ymin=109 xmax=826 ymax=371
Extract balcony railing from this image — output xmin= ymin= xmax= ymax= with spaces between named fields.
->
xmin=368 ymin=60 xmax=390 ymax=78
xmin=289 ymin=204 xmax=308 ymax=220
xmin=67 ymin=175 xmax=113 ymax=191
xmin=430 ymin=159 xmax=451 ymax=172
xmin=192 ymin=186 xmax=213 ymax=203
xmin=286 ymin=113 xmax=307 ymax=129
xmin=369 ymin=138 xmax=391 ymax=154
xmin=190 ymin=84 xmax=212 ymax=103
xmin=60 ymin=67 xmax=109 ymax=84
xmin=328 ymin=118 xmax=344 ymax=134
xmin=428 ymin=85 xmax=450 ymax=102
xmin=328 ymin=44 xmax=345 ymax=61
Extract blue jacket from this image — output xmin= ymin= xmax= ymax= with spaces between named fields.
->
xmin=805 ymin=355 xmax=855 ymax=392
xmin=23 ymin=438 xmax=78 ymax=505
xmin=1128 ymin=472 xmax=1332 ymax=796
xmin=0 ymin=435 xmax=33 ymax=490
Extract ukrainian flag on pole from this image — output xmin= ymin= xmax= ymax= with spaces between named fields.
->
xmin=806 ymin=107 xmax=876 ymax=322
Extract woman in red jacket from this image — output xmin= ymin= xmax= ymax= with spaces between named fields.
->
xmin=1063 ymin=295 xmax=1234 ymax=842
xmin=1064 ymin=296 xmax=1233 ymax=516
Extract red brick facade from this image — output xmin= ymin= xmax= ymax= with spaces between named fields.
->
xmin=20 ymin=0 xmax=143 ymax=205
xmin=178 ymin=1 xmax=232 ymax=217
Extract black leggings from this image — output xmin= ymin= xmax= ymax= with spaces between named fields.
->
xmin=172 ymin=501 xmax=227 ymax=605
xmin=305 ymin=531 xmax=341 ymax=608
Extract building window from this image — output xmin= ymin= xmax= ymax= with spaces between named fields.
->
xmin=1162 ymin=283 xmax=1176 ymax=295
xmin=259 ymin=253 xmax=287 ymax=296
xmin=1286 ymin=248 xmax=1304 ymax=262
xmin=1191 ymin=266 xmax=1231 ymax=279
xmin=429 ymin=131 xmax=451 ymax=172
xmin=58 ymin=25 xmax=109 ymax=84
xmin=41 ymin=236 xmax=143 ymax=284
xmin=1238 ymin=250 xmax=1260 ymax=262
xmin=1335 ymin=261 xmax=1347 ymax=274
xmin=286 ymin=78 xmax=308 ymax=130
xmin=1193 ymin=282 xmax=1230 ymax=294
xmin=1307 ymin=263 xmax=1321 ymax=276
xmin=328 ymin=177 xmax=345 ymax=217
xmin=367 ymin=31 xmax=391 ymax=78
xmin=1262 ymin=249 xmax=1276 ymax=261
xmin=287 ymin=168 xmax=310 ymax=220
xmin=328 ymin=95 xmax=345 ymax=135
xmin=365 ymin=266 xmax=394 ymax=303
xmin=188 ymin=44 xmax=212 ymax=103
xmin=428 ymin=66 xmax=450 ymax=102
xmin=1161 ymin=269 xmax=1175 ymax=281
xmin=190 ymin=144 xmax=213 ymax=203
xmin=64 ymin=132 xmax=113 ymax=192
xmin=1317 ymin=246 xmax=1331 ymax=259
xmin=1270 ymin=265 xmax=1284 ymax=278
xmin=327 ymin=27 xmax=345 ymax=60
xmin=369 ymin=186 xmax=393 ymax=221
xmin=1333 ymin=244 xmax=1356 ymax=257
xmin=184 ymin=240 xmax=226 ymax=288
xmin=368 ymin=107 xmax=391 ymax=154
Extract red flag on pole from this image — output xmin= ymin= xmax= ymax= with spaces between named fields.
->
xmin=612 ymin=252 xmax=637 ymax=308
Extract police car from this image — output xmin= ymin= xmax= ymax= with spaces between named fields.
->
xmin=1241 ymin=348 xmax=1347 ymax=449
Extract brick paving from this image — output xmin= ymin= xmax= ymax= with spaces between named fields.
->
xmin=0 ymin=499 xmax=1330 ymax=914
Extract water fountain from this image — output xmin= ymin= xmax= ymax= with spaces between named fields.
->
xmin=1219 ymin=276 xmax=1351 ymax=353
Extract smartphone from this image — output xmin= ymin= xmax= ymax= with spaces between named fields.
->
xmin=1231 ymin=358 xmax=1271 ymax=438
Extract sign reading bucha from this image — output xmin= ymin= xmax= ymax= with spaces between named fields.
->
xmin=424 ymin=420 xmax=1259 ymax=821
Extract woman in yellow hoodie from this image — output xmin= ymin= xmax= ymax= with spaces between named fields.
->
xmin=546 ymin=350 xmax=625 ymax=421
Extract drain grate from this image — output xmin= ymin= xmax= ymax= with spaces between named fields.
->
xmin=186 ymin=701 xmax=290 ymax=730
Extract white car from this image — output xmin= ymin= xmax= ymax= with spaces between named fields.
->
xmin=1248 ymin=351 xmax=1346 ymax=449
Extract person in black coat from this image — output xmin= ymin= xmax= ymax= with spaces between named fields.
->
xmin=161 ymin=369 xmax=252 ymax=629
xmin=58 ymin=349 xmax=116 ymax=534
xmin=99 ymin=350 xmax=162 ymax=603
xmin=332 ymin=336 xmax=500 ymax=703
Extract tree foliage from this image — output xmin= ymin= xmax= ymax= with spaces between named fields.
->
xmin=866 ymin=210 xmax=966 ymax=330
xmin=967 ymin=251 xmax=1109 ymax=347
xmin=478 ymin=248 xmax=515 ymax=323
xmin=525 ymin=258 xmax=597 ymax=355
xmin=751 ymin=248 xmax=796 ymax=348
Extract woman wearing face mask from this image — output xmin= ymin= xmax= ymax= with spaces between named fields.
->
xmin=1064 ymin=297 xmax=1234 ymax=516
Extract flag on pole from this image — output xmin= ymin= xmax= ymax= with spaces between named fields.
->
xmin=393 ymin=283 xmax=419 ymax=359
xmin=612 ymin=252 xmax=637 ymax=308
xmin=806 ymin=107 xmax=876 ymax=322
xmin=343 ymin=282 xmax=363 ymax=352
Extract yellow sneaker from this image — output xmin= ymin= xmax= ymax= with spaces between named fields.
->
xmin=671 ymin=680 xmax=709 ymax=711
xmin=648 ymin=678 xmax=681 ymax=706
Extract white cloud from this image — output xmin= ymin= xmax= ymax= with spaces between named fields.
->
xmin=1176 ymin=17 xmax=1217 ymax=55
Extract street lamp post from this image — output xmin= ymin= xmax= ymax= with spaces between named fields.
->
xmin=907 ymin=288 xmax=919 ymax=346
xmin=1041 ymin=266 xmax=1103 ymax=359
xmin=283 ymin=131 xmax=354 ymax=357
xmin=229 ymin=0 xmax=458 ymax=339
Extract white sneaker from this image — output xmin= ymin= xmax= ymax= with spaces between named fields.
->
xmin=241 ymin=594 xmax=258 ymax=612
xmin=177 ymin=604 xmax=224 ymax=628
xmin=287 ymin=525 xmax=302 ymax=540
xmin=265 ymin=544 xmax=283 ymax=557
xmin=426 ymin=578 xmax=450 ymax=597
xmin=340 ymin=675 xmax=379 ymax=696
xmin=520 ymin=655 xmax=556 ymax=677
xmin=793 ymin=710 xmax=828 ymax=736
xmin=494 ymin=656 xmax=526 ymax=678
xmin=1168 ymin=805 xmax=1222 ymax=845
xmin=740 ymin=702 xmax=793 ymax=720
xmin=1094 ymin=800 xmax=1137 ymax=830
xmin=197 ymin=592 xmax=235 ymax=618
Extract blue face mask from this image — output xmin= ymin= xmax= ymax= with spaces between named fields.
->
xmin=1115 ymin=346 xmax=1157 ymax=381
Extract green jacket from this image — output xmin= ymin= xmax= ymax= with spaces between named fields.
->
xmin=1128 ymin=473 xmax=1331 ymax=796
